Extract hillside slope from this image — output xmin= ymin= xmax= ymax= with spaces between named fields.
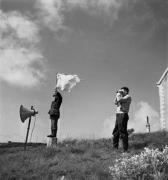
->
xmin=0 ymin=131 xmax=168 ymax=180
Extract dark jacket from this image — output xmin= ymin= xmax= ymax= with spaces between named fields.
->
xmin=48 ymin=92 xmax=62 ymax=116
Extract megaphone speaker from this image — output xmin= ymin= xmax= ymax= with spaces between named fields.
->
xmin=20 ymin=105 xmax=38 ymax=123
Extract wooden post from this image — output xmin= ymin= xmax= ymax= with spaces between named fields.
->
xmin=46 ymin=137 xmax=57 ymax=147
xmin=55 ymin=73 xmax=58 ymax=91
xmin=146 ymin=116 xmax=150 ymax=133
xmin=24 ymin=117 xmax=31 ymax=150
xmin=56 ymin=72 xmax=58 ymax=86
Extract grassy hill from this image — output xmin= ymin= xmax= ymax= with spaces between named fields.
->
xmin=0 ymin=131 xmax=168 ymax=180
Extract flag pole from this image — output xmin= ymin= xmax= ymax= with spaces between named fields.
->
xmin=56 ymin=72 xmax=58 ymax=87
xmin=53 ymin=72 xmax=58 ymax=96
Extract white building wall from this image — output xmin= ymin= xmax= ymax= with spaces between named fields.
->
xmin=158 ymin=75 xmax=168 ymax=130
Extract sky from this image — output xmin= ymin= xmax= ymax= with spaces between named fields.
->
xmin=0 ymin=0 xmax=167 ymax=142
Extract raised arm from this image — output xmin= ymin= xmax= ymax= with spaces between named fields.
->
xmin=117 ymin=95 xmax=131 ymax=103
xmin=114 ymin=97 xmax=118 ymax=105
xmin=114 ymin=92 xmax=122 ymax=105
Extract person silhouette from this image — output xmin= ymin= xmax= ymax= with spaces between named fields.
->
xmin=113 ymin=87 xmax=132 ymax=152
xmin=48 ymin=88 xmax=62 ymax=140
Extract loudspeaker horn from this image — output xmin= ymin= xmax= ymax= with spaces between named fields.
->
xmin=20 ymin=105 xmax=38 ymax=123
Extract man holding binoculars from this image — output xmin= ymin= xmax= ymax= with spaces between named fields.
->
xmin=113 ymin=87 xmax=132 ymax=152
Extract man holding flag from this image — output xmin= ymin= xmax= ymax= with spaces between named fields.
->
xmin=48 ymin=73 xmax=80 ymax=140
xmin=48 ymin=87 xmax=62 ymax=139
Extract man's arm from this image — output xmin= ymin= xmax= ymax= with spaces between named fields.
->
xmin=114 ymin=97 xmax=118 ymax=105
xmin=114 ymin=93 xmax=122 ymax=105
xmin=117 ymin=95 xmax=131 ymax=103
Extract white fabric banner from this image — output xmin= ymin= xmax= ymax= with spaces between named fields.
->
xmin=56 ymin=73 xmax=80 ymax=92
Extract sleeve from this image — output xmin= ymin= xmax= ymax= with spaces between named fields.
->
xmin=117 ymin=95 xmax=131 ymax=103
xmin=48 ymin=104 xmax=52 ymax=114
xmin=48 ymin=101 xmax=54 ymax=114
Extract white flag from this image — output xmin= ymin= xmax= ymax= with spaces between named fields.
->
xmin=56 ymin=73 xmax=80 ymax=92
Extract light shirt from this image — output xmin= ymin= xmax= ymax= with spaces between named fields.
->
xmin=115 ymin=94 xmax=131 ymax=113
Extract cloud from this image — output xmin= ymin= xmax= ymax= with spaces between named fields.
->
xmin=0 ymin=10 xmax=45 ymax=88
xmin=0 ymin=11 xmax=40 ymax=43
xmin=0 ymin=47 xmax=44 ymax=87
xmin=66 ymin=0 xmax=122 ymax=14
xmin=35 ymin=0 xmax=168 ymax=43
xmin=35 ymin=0 xmax=64 ymax=31
xmin=36 ymin=0 xmax=122 ymax=31
xmin=101 ymin=101 xmax=160 ymax=138
xmin=130 ymin=101 xmax=160 ymax=132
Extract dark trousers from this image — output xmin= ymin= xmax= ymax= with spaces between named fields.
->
xmin=113 ymin=113 xmax=129 ymax=151
xmin=50 ymin=115 xmax=59 ymax=137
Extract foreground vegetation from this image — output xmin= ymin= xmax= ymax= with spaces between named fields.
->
xmin=110 ymin=146 xmax=168 ymax=180
xmin=0 ymin=131 xmax=168 ymax=180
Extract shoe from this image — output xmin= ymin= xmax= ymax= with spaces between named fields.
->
xmin=47 ymin=134 xmax=54 ymax=137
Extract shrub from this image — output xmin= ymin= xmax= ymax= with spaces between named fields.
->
xmin=109 ymin=146 xmax=168 ymax=180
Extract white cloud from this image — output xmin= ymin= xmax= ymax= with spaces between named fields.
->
xmin=0 ymin=10 xmax=39 ymax=43
xmin=67 ymin=0 xmax=121 ymax=11
xmin=0 ymin=9 xmax=45 ymax=88
xmin=130 ymin=101 xmax=160 ymax=133
xmin=36 ymin=0 xmax=122 ymax=31
xmin=0 ymin=47 xmax=44 ymax=87
xmin=36 ymin=0 xmax=64 ymax=31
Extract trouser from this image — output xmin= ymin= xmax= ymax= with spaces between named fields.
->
xmin=50 ymin=115 xmax=59 ymax=137
xmin=113 ymin=113 xmax=129 ymax=151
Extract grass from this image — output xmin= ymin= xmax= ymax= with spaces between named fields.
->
xmin=0 ymin=131 xmax=168 ymax=180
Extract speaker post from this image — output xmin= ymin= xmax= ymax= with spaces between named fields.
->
xmin=19 ymin=105 xmax=38 ymax=150
xmin=24 ymin=116 xmax=31 ymax=151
